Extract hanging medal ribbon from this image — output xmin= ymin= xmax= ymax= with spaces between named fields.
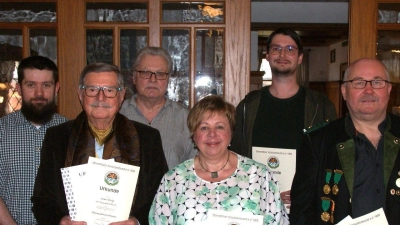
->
xmin=332 ymin=169 xmax=343 ymax=195
xmin=330 ymin=199 xmax=335 ymax=223
xmin=323 ymin=169 xmax=332 ymax=194
xmin=321 ymin=197 xmax=331 ymax=222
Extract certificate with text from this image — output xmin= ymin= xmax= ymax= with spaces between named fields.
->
xmin=196 ymin=209 xmax=263 ymax=225
xmin=252 ymin=147 xmax=296 ymax=212
xmin=336 ymin=208 xmax=388 ymax=225
xmin=62 ymin=157 xmax=140 ymax=225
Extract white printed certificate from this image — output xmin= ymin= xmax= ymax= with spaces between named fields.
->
xmin=196 ymin=209 xmax=263 ymax=225
xmin=336 ymin=208 xmax=388 ymax=225
xmin=252 ymin=147 xmax=296 ymax=193
xmin=252 ymin=147 xmax=296 ymax=212
xmin=61 ymin=157 xmax=140 ymax=225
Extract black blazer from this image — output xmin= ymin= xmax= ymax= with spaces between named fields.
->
xmin=290 ymin=114 xmax=400 ymax=225
xmin=32 ymin=117 xmax=168 ymax=225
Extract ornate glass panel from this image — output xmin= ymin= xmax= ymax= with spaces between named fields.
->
xmin=86 ymin=2 xmax=147 ymax=22
xmin=162 ymin=2 xmax=224 ymax=23
xmin=86 ymin=29 xmax=113 ymax=65
xmin=378 ymin=3 xmax=400 ymax=24
xmin=376 ymin=30 xmax=400 ymax=114
xmin=120 ymin=29 xmax=147 ymax=99
xmin=0 ymin=2 xmax=56 ymax=22
xmin=162 ymin=29 xmax=190 ymax=107
xmin=30 ymin=29 xmax=57 ymax=63
xmin=0 ymin=29 xmax=22 ymax=116
xmin=195 ymin=28 xmax=224 ymax=102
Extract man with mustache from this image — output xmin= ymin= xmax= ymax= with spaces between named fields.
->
xmin=0 ymin=56 xmax=67 ymax=224
xmin=120 ymin=47 xmax=197 ymax=169
xmin=32 ymin=62 xmax=168 ymax=225
xmin=290 ymin=58 xmax=400 ymax=224
xmin=231 ymin=28 xmax=337 ymax=208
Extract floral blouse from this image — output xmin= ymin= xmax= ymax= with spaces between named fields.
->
xmin=149 ymin=154 xmax=289 ymax=225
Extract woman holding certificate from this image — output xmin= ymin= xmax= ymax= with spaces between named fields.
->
xmin=149 ymin=95 xmax=289 ymax=225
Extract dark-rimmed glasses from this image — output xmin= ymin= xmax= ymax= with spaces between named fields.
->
xmin=80 ymin=86 xmax=122 ymax=98
xmin=135 ymin=70 xmax=169 ymax=80
xmin=342 ymin=79 xmax=389 ymax=89
xmin=269 ymin=45 xmax=298 ymax=56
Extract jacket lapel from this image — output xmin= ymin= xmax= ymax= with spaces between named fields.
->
xmin=337 ymin=139 xmax=355 ymax=198
xmin=383 ymin=131 xmax=400 ymax=191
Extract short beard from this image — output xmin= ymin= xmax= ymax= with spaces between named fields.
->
xmin=21 ymin=98 xmax=57 ymax=125
xmin=271 ymin=67 xmax=294 ymax=78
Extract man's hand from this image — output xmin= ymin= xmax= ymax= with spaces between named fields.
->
xmin=280 ymin=190 xmax=291 ymax=205
xmin=109 ymin=216 xmax=140 ymax=225
xmin=59 ymin=216 xmax=87 ymax=225
xmin=59 ymin=215 xmax=139 ymax=225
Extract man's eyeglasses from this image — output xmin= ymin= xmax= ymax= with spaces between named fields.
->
xmin=135 ymin=70 xmax=169 ymax=80
xmin=80 ymin=86 xmax=122 ymax=98
xmin=342 ymin=79 xmax=389 ymax=89
xmin=269 ymin=45 xmax=298 ymax=56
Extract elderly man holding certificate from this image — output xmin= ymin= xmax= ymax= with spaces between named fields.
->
xmin=32 ymin=63 xmax=168 ymax=225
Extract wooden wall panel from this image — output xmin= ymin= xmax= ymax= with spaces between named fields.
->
xmin=349 ymin=0 xmax=377 ymax=63
xmin=225 ymin=0 xmax=251 ymax=106
xmin=57 ymin=0 xmax=85 ymax=119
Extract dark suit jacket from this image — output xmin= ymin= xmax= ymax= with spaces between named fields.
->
xmin=31 ymin=115 xmax=168 ymax=225
xmin=290 ymin=114 xmax=400 ymax=225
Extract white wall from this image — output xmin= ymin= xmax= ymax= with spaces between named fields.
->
xmin=251 ymin=31 xmax=260 ymax=71
xmin=307 ymin=41 xmax=348 ymax=82
xmin=251 ymin=2 xmax=348 ymax=23
xmin=328 ymin=41 xmax=348 ymax=81
xmin=307 ymin=47 xmax=329 ymax=81
xmin=251 ymin=2 xmax=349 ymax=82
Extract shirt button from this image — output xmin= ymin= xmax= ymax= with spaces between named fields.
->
xmin=377 ymin=189 xmax=381 ymax=193
xmin=376 ymin=163 xmax=380 ymax=167
xmin=36 ymin=147 xmax=41 ymax=151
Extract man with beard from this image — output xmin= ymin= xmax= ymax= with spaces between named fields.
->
xmin=231 ymin=28 xmax=336 ymax=209
xmin=0 ymin=55 xmax=67 ymax=224
xmin=290 ymin=58 xmax=400 ymax=224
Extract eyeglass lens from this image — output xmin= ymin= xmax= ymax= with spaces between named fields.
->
xmin=136 ymin=70 xmax=168 ymax=80
xmin=84 ymin=86 xmax=118 ymax=97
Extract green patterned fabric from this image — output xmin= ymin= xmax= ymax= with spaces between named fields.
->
xmin=149 ymin=154 xmax=289 ymax=225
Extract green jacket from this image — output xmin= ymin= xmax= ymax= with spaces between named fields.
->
xmin=231 ymin=86 xmax=337 ymax=157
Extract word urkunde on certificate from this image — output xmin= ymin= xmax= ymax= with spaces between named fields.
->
xmin=61 ymin=157 xmax=140 ymax=225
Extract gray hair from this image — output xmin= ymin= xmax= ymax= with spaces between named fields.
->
xmin=132 ymin=47 xmax=173 ymax=73
xmin=343 ymin=58 xmax=390 ymax=82
xmin=79 ymin=62 xmax=124 ymax=88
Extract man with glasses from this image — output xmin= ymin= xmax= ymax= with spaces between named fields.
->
xmin=32 ymin=62 xmax=168 ymax=225
xmin=120 ymin=47 xmax=197 ymax=169
xmin=290 ymin=58 xmax=400 ymax=224
xmin=231 ymin=28 xmax=336 ymax=209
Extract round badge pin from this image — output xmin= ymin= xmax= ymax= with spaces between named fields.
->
xmin=396 ymin=178 xmax=400 ymax=188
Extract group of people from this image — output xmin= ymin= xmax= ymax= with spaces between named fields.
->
xmin=1 ymin=27 xmax=400 ymax=225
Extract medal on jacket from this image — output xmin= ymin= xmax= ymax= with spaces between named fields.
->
xmin=332 ymin=169 xmax=343 ymax=195
xmin=321 ymin=197 xmax=331 ymax=222
xmin=330 ymin=199 xmax=335 ymax=223
xmin=323 ymin=169 xmax=332 ymax=194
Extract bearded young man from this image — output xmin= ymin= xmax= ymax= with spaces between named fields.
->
xmin=0 ymin=55 xmax=67 ymax=224
xmin=231 ymin=28 xmax=337 ymax=208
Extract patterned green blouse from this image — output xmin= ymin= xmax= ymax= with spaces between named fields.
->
xmin=149 ymin=154 xmax=289 ymax=225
